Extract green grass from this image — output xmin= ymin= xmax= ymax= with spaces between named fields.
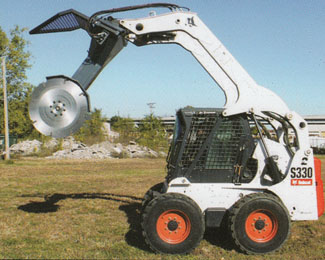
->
xmin=0 ymin=158 xmax=324 ymax=259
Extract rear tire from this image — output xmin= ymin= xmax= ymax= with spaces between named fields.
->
xmin=142 ymin=193 xmax=204 ymax=254
xmin=229 ymin=193 xmax=291 ymax=254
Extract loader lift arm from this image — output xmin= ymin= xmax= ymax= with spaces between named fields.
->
xmin=29 ymin=3 xmax=310 ymax=151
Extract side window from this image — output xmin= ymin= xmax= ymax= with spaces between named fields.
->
xmin=181 ymin=113 xmax=218 ymax=168
xmin=285 ymin=123 xmax=298 ymax=149
xmin=202 ymin=117 xmax=246 ymax=170
xmin=249 ymin=117 xmax=279 ymax=142
xmin=262 ymin=111 xmax=298 ymax=154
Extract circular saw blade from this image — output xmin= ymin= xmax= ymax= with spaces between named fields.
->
xmin=29 ymin=76 xmax=90 ymax=138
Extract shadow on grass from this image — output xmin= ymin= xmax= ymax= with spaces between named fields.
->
xmin=18 ymin=192 xmax=151 ymax=252
xmin=204 ymin=227 xmax=235 ymax=252
xmin=203 ymin=211 xmax=236 ymax=252
xmin=119 ymin=203 xmax=151 ymax=252
xmin=18 ymin=193 xmax=142 ymax=213
xmin=17 ymin=193 xmax=234 ymax=253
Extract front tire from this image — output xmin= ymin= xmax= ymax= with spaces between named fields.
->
xmin=229 ymin=193 xmax=291 ymax=254
xmin=142 ymin=182 xmax=164 ymax=210
xmin=142 ymin=193 xmax=204 ymax=254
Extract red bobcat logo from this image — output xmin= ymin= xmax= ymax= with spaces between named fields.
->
xmin=291 ymin=179 xmax=312 ymax=186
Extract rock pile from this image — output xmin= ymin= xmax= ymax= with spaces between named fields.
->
xmin=9 ymin=137 xmax=167 ymax=160
xmin=10 ymin=140 xmax=42 ymax=155
xmin=48 ymin=141 xmax=161 ymax=159
xmin=48 ymin=142 xmax=113 ymax=159
xmin=102 ymin=122 xmax=120 ymax=142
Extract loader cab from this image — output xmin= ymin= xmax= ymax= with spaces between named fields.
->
xmin=166 ymin=108 xmax=258 ymax=184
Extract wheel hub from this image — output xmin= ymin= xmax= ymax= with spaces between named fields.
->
xmin=255 ymin=219 xmax=266 ymax=230
xmin=245 ymin=209 xmax=278 ymax=243
xmin=50 ymin=100 xmax=66 ymax=117
xmin=167 ymin=220 xmax=179 ymax=231
xmin=156 ymin=210 xmax=191 ymax=244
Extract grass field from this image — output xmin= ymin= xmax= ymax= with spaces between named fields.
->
xmin=0 ymin=157 xmax=324 ymax=259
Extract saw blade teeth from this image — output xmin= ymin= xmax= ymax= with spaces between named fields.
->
xmin=29 ymin=77 xmax=90 ymax=138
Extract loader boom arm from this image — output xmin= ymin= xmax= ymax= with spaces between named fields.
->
xmin=29 ymin=3 xmax=311 ymax=151
xmin=116 ymin=7 xmax=309 ymax=150
xmin=119 ymin=11 xmax=290 ymax=117
xmin=30 ymin=4 xmax=289 ymax=117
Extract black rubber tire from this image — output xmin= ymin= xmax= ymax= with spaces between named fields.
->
xmin=141 ymin=182 xmax=164 ymax=210
xmin=229 ymin=193 xmax=291 ymax=254
xmin=142 ymin=193 xmax=205 ymax=254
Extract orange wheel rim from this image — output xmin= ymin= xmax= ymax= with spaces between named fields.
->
xmin=156 ymin=210 xmax=191 ymax=244
xmin=245 ymin=209 xmax=278 ymax=243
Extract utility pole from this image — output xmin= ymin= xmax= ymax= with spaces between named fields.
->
xmin=147 ymin=102 xmax=155 ymax=115
xmin=1 ymin=56 xmax=10 ymax=160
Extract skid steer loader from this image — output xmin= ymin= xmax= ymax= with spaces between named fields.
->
xmin=28 ymin=3 xmax=324 ymax=255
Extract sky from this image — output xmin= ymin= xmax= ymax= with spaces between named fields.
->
xmin=1 ymin=0 xmax=325 ymax=118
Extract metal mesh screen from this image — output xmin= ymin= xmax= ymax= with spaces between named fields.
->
xmin=30 ymin=10 xmax=89 ymax=35
xmin=180 ymin=112 xmax=218 ymax=168
xmin=198 ymin=117 xmax=245 ymax=170
xmin=40 ymin=13 xmax=80 ymax=33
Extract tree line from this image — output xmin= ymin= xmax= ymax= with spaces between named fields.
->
xmin=109 ymin=114 xmax=169 ymax=151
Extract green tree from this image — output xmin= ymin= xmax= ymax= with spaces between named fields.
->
xmin=73 ymin=108 xmax=107 ymax=145
xmin=111 ymin=116 xmax=136 ymax=144
xmin=110 ymin=115 xmax=123 ymax=128
xmin=137 ymin=114 xmax=168 ymax=151
xmin=0 ymin=26 xmax=35 ymax=138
